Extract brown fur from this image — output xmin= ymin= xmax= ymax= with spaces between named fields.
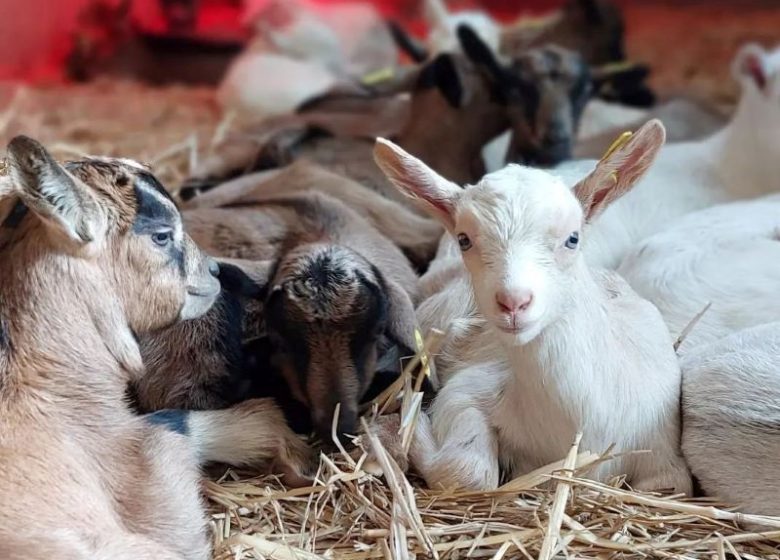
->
xmin=136 ymin=189 xmax=420 ymax=441
xmin=0 ymin=136 xmax=312 ymax=559
xmin=501 ymin=0 xmax=625 ymax=66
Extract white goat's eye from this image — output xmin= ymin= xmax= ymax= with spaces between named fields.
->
xmin=152 ymin=230 xmax=173 ymax=247
xmin=565 ymin=231 xmax=579 ymax=249
xmin=457 ymin=233 xmax=472 ymax=251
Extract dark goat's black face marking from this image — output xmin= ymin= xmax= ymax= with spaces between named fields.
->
xmin=132 ymin=179 xmax=184 ymax=273
xmin=0 ymin=315 xmax=10 ymax=353
xmin=132 ymin=183 xmax=177 ymax=233
xmin=1 ymin=201 xmax=29 ymax=229
xmin=145 ymin=409 xmax=190 ymax=436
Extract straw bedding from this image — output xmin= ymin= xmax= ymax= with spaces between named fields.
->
xmin=2 ymin=33 xmax=780 ymax=555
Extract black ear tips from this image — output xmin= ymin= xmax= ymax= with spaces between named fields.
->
xmin=430 ymin=54 xmax=465 ymax=108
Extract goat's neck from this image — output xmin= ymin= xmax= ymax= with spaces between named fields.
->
xmin=0 ymin=244 xmax=143 ymax=408
xmin=707 ymin=92 xmax=780 ymax=197
xmin=398 ymin=107 xmax=505 ymax=184
xmin=501 ymin=260 xmax=608 ymax=389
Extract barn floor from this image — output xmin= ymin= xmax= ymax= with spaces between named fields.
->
xmin=2 ymin=1 xmax=780 ymax=558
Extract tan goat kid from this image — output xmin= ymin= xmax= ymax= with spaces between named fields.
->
xmin=0 ymin=136 xmax=312 ymax=560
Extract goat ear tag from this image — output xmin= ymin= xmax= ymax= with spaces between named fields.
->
xmin=600 ymin=130 xmax=633 ymax=162
xmin=361 ymin=66 xmax=395 ymax=86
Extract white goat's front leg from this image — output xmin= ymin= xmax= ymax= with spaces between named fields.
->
xmin=410 ymin=362 xmax=505 ymax=491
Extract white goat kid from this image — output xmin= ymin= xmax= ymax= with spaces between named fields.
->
xmin=555 ymin=43 xmax=780 ymax=269
xmin=618 ymin=194 xmax=780 ymax=354
xmin=374 ymin=121 xmax=692 ymax=493
xmin=680 ymin=322 xmax=780 ymax=517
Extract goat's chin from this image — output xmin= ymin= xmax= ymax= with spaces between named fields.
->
xmin=179 ymin=290 xmax=220 ymax=322
xmin=490 ymin=318 xmax=543 ymax=346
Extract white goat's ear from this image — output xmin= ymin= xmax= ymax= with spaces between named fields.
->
xmin=6 ymin=135 xmax=103 ymax=244
xmin=373 ymin=137 xmax=461 ymax=230
xmin=573 ymin=119 xmax=665 ymax=222
xmin=732 ymin=43 xmax=769 ymax=92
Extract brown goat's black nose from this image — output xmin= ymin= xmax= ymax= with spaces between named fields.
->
xmin=208 ymin=260 xmax=220 ymax=277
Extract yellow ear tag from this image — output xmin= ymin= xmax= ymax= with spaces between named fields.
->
xmin=361 ymin=66 xmax=395 ymax=87
xmin=414 ymin=328 xmax=431 ymax=378
xmin=595 ymin=59 xmax=639 ymax=75
xmin=601 ymin=130 xmax=633 ymax=162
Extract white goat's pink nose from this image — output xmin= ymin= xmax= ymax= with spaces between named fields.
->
xmin=495 ymin=289 xmax=533 ymax=314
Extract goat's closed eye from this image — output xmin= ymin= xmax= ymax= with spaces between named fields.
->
xmin=151 ymin=230 xmax=173 ymax=247
xmin=457 ymin=233 xmax=472 ymax=251
xmin=565 ymin=231 xmax=579 ymax=249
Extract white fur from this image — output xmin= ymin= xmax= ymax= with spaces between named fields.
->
xmin=217 ymin=53 xmax=338 ymax=119
xmin=424 ymin=0 xmax=501 ymax=54
xmin=376 ymin=138 xmax=691 ymax=492
xmin=680 ymin=322 xmax=780 ymax=516
xmin=618 ymin=194 xmax=780 ymax=354
xmin=556 ymin=43 xmax=780 ymax=269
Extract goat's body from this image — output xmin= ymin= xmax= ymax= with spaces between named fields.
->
xmin=681 ymin=322 xmax=780 ymax=516
xmin=559 ymin=89 xmax=779 ymax=269
xmin=416 ymin=265 xmax=690 ymax=491
xmin=0 ymin=248 xmax=207 ymax=559
xmin=618 ymin=194 xmax=780 ymax=353
xmin=0 ymin=145 xmax=313 ymax=558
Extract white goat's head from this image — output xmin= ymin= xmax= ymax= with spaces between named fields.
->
xmin=732 ymin=43 xmax=780 ymax=125
xmin=375 ymin=120 xmax=665 ymax=344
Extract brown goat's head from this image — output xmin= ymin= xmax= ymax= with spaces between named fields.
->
xmin=3 ymin=135 xmax=221 ymax=334
xmin=457 ymin=25 xmax=592 ymax=167
xmin=263 ymin=243 xmax=417 ymax=442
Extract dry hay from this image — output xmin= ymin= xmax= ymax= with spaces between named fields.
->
xmin=0 ymin=79 xmax=229 ymax=191
xmin=1 ymin=70 xmax=779 ymax=558
xmin=205 ymin=331 xmax=780 ymax=560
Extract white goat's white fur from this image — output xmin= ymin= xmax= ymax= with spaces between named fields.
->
xmin=680 ymin=322 xmax=780 ymax=517
xmin=618 ymin=194 xmax=780 ymax=354
xmin=374 ymin=128 xmax=692 ymax=493
xmin=555 ymin=43 xmax=780 ymax=269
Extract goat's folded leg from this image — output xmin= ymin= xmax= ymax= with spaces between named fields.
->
xmin=148 ymin=398 xmax=315 ymax=487
xmin=410 ymin=407 xmax=500 ymax=492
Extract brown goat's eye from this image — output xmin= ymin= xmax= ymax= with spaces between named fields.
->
xmin=151 ymin=230 xmax=172 ymax=247
xmin=457 ymin=233 xmax=472 ymax=251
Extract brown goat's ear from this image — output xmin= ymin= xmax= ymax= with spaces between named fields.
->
xmin=381 ymin=275 xmax=418 ymax=360
xmin=373 ymin=138 xmax=461 ymax=230
xmin=6 ymin=135 xmax=103 ymax=244
xmin=573 ymin=119 xmax=665 ymax=222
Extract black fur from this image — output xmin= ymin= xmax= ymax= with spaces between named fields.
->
xmin=145 ymin=409 xmax=190 ymax=435
xmin=350 ymin=271 xmax=389 ymax=385
xmin=387 ymin=20 xmax=428 ymax=63
xmin=457 ymin=24 xmax=507 ymax=88
xmin=0 ymin=315 xmax=9 ymax=353
xmin=417 ymin=54 xmax=464 ymax=108
xmin=1 ymin=201 xmax=28 ymax=229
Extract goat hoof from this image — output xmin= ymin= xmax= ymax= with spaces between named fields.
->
xmin=361 ymin=414 xmax=409 ymax=474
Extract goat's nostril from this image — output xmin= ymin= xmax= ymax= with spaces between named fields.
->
xmin=496 ymin=290 xmax=534 ymax=314
xmin=208 ymin=260 xmax=220 ymax=278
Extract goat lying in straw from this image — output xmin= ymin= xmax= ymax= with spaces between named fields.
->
xmin=137 ymin=163 xmax=430 ymax=443
xmin=374 ymin=120 xmax=691 ymax=494
xmin=0 ymin=137 xmax=312 ymax=560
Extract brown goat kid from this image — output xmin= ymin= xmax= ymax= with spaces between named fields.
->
xmin=0 ymin=137 xmax=312 ymax=560
xmin=181 ymin=26 xmax=591 ymax=204
xmin=136 ymin=176 xmax=423 ymax=442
